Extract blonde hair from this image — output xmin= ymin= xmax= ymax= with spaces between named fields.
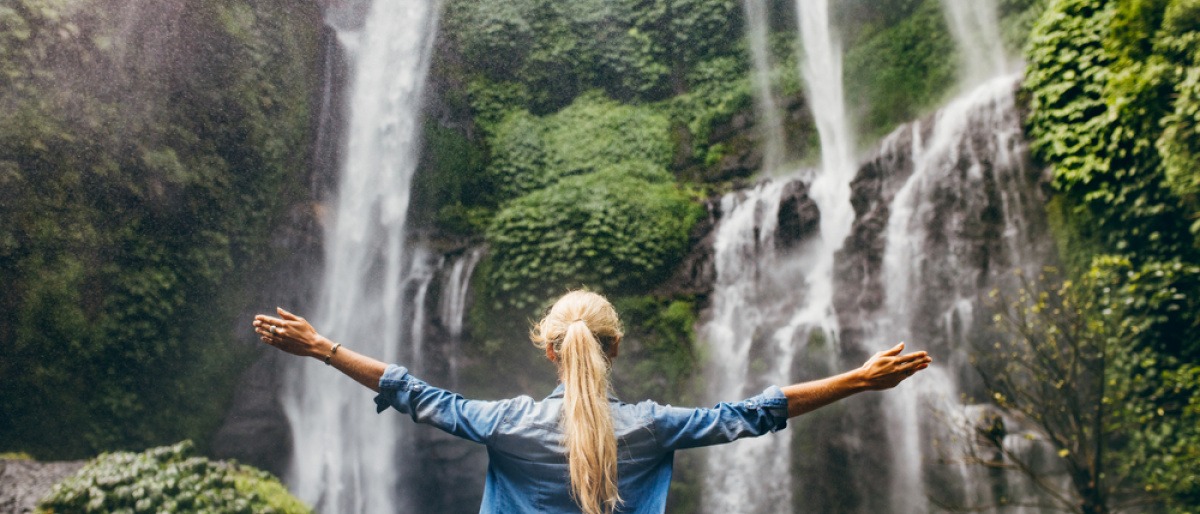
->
xmin=530 ymin=290 xmax=624 ymax=514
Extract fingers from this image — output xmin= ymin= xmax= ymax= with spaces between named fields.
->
xmin=255 ymin=315 xmax=284 ymax=326
xmin=881 ymin=342 xmax=905 ymax=357
xmin=277 ymin=307 xmax=302 ymax=321
xmin=897 ymin=350 xmax=931 ymax=364
xmin=252 ymin=315 xmax=289 ymax=346
xmin=898 ymin=356 xmax=932 ymax=378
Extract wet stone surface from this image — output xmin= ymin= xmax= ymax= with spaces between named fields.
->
xmin=0 ymin=458 xmax=84 ymax=514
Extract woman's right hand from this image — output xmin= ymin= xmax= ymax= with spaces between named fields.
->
xmin=253 ymin=307 xmax=333 ymax=359
xmin=858 ymin=342 xmax=932 ymax=390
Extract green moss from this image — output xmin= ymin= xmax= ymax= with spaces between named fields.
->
xmin=411 ymin=122 xmax=489 ymax=233
xmin=664 ymin=55 xmax=753 ymax=160
xmin=486 ymin=92 xmax=674 ymax=202
xmin=446 ymin=0 xmax=742 ymax=110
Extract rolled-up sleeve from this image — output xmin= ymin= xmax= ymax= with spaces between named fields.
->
xmin=373 ymin=364 xmax=511 ymax=444
xmin=650 ymin=386 xmax=789 ymax=450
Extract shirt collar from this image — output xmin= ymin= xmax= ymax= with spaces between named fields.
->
xmin=546 ymin=383 xmax=619 ymax=402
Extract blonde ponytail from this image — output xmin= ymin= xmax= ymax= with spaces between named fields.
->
xmin=531 ymin=291 xmax=624 ymax=514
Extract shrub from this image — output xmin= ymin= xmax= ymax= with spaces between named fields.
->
xmin=484 ymin=169 xmax=702 ymax=313
xmin=37 ymin=441 xmax=309 ymax=514
xmin=485 ymin=92 xmax=674 ymax=202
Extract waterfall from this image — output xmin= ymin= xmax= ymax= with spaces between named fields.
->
xmin=439 ymin=247 xmax=483 ymax=340
xmin=700 ymin=180 xmax=816 ymax=513
xmin=408 ymin=248 xmax=440 ymax=369
xmin=791 ymin=0 xmax=857 ymax=336
xmin=700 ymin=1 xmax=857 ymax=511
xmin=743 ymin=0 xmax=786 ymax=172
xmin=281 ymin=1 xmax=441 ymax=513
xmin=939 ymin=0 xmax=1012 ymax=87
xmin=700 ymin=19 xmax=1050 ymax=509
xmin=439 ymin=247 xmax=483 ymax=387
xmin=865 ymin=74 xmax=1051 ymax=512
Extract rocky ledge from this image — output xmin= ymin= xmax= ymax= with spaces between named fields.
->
xmin=0 ymin=458 xmax=84 ymax=514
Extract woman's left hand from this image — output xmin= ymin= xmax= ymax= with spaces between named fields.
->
xmin=253 ymin=307 xmax=331 ymax=359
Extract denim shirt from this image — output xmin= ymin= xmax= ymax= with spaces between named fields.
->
xmin=373 ymin=364 xmax=789 ymax=514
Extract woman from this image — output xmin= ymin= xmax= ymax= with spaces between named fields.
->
xmin=253 ymin=290 xmax=931 ymax=514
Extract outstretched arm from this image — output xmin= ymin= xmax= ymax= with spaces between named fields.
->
xmin=253 ymin=308 xmax=387 ymax=392
xmin=783 ymin=342 xmax=931 ymax=417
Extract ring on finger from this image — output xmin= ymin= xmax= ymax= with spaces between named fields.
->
xmin=270 ymin=325 xmax=277 ymax=335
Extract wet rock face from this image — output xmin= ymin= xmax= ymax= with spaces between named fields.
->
xmin=833 ymin=122 xmax=924 ymax=345
xmin=656 ymin=177 xmax=822 ymax=303
xmin=654 ymin=198 xmax=721 ymax=301
xmin=0 ymin=458 xmax=84 ymax=514
xmin=210 ymin=353 xmax=294 ymax=479
xmin=831 ymin=80 xmax=1052 ymax=358
xmin=776 ymin=180 xmax=821 ymax=251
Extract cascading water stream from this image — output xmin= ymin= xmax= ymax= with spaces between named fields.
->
xmin=742 ymin=0 xmax=786 ymax=172
xmin=440 ymin=248 xmax=483 ymax=387
xmin=440 ymin=248 xmax=483 ymax=340
xmin=408 ymin=249 xmax=439 ymax=368
xmin=281 ymin=1 xmax=441 ymax=513
xmin=701 ymin=1 xmax=857 ymax=511
xmin=788 ymin=0 xmax=857 ymax=336
xmin=939 ymin=0 xmax=1012 ymax=87
xmin=869 ymin=74 xmax=1051 ymax=512
xmin=700 ymin=181 xmax=814 ymax=513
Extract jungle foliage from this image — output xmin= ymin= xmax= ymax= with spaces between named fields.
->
xmin=842 ymin=0 xmax=959 ymax=139
xmin=435 ymin=1 xmax=748 ymax=334
xmin=978 ymin=261 xmax=1199 ymax=513
xmin=37 ymin=441 xmax=310 ymax=514
xmin=444 ymin=0 xmax=743 ymax=111
xmin=0 ymin=0 xmax=319 ymax=459
xmin=1006 ymin=0 xmax=1200 ymax=509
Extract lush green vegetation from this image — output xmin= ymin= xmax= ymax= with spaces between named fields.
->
xmin=37 ymin=441 xmax=310 ymax=514
xmin=431 ymin=2 xmax=752 ymax=370
xmin=6 ymin=0 xmax=1197 ymax=510
xmin=981 ymin=260 xmax=1197 ymax=512
xmin=842 ymin=0 xmax=958 ymax=139
xmin=445 ymin=0 xmax=743 ymax=111
xmin=841 ymin=0 xmax=1045 ymax=140
xmin=1006 ymin=0 xmax=1200 ymax=509
xmin=0 ymin=0 xmax=318 ymax=458
xmin=475 ymin=93 xmax=699 ymax=313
